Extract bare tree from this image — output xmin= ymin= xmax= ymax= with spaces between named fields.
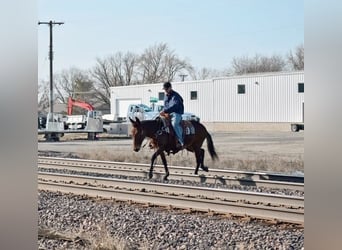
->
xmin=139 ymin=43 xmax=189 ymax=83
xmin=163 ymin=53 xmax=190 ymax=81
xmin=91 ymin=52 xmax=139 ymax=104
xmin=187 ymin=66 xmax=228 ymax=80
xmin=53 ymin=67 xmax=93 ymax=104
xmin=139 ymin=43 xmax=166 ymax=83
xmin=38 ymin=81 xmax=50 ymax=113
xmin=231 ymin=54 xmax=286 ymax=75
xmin=287 ymin=44 xmax=304 ymax=70
xmin=123 ymin=52 xmax=139 ymax=84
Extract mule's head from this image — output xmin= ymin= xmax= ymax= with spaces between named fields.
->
xmin=129 ymin=117 xmax=145 ymax=152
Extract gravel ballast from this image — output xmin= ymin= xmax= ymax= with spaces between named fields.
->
xmin=38 ymin=191 xmax=304 ymax=249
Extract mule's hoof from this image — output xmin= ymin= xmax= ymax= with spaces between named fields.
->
xmin=163 ymin=173 xmax=169 ymax=181
xmin=149 ymin=173 xmax=153 ymax=179
xmin=194 ymin=171 xmax=198 ymax=175
xmin=201 ymin=166 xmax=209 ymax=172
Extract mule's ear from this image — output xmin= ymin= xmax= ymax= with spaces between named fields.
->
xmin=135 ymin=116 xmax=141 ymax=125
xmin=129 ymin=117 xmax=136 ymax=125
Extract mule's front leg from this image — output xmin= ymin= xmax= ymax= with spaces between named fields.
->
xmin=159 ymin=151 xmax=169 ymax=181
xmin=149 ymin=149 xmax=162 ymax=179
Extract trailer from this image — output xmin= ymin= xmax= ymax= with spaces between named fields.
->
xmin=38 ymin=111 xmax=103 ymax=141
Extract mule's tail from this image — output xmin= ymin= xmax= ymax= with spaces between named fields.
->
xmin=206 ymin=132 xmax=219 ymax=161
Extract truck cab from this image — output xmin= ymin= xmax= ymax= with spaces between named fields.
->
xmin=127 ymin=103 xmax=200 ymax=122
xmin=127 ymin=104 xmax=159 ymax=121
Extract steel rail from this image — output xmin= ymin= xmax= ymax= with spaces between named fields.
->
xmin=38 ymin=178 xmax=304 ymax=224
xmin=38 ymin=172 xmax=304 ymax=208
xmin=38 ymin=157 xmax=304 ymax=191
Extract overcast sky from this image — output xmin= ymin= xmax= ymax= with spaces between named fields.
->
xmin=38 ymin=0 xmax=304 ymax=81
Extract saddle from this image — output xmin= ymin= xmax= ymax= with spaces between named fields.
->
xmin=158 ymin=115 xmax=195 ymax=138
xmin=151 ymin=115 xmax=195 ymax=154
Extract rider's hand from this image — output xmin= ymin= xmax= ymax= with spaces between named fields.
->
xmin=160 ymin=111 xmax=166 ymax=116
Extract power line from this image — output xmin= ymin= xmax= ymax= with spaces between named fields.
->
xmin=38 ymin=20 xmax=64 ymax=115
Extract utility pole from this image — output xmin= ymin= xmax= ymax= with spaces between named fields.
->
xmin=38 ymin=20 xmax=64 ymax=115
xmin=179 ymin=74 xmax=188 ymax=82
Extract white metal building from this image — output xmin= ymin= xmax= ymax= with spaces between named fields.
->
xmin=110 ymin=71 xmax=304 ymax=125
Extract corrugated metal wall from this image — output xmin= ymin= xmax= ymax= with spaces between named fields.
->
xmin=212 ymin=72 xmax=304 ymax=122
xmin=110 ymin=71 xmax=304 ymax=123
xmin=172 ymin=80 xmax=213 ymax=122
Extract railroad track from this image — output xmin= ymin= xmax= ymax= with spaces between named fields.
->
xmin=38 ymin=172 xmax=303 ymax=224
xmin=38 ymin=157 xmax=304 ymax=224
xmin=38 ymin=156 xmax=304 ymax=191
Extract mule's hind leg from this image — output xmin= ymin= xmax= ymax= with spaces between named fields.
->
xmin=194 ymin=148 xmax=202 ymax=175
xmin=199 ymin=148 xmax=209 ymax=172
xmin=159 ymin=152 xmax=169 ymax=181
xmin=194 ymin=148 xmax=208 ymax=174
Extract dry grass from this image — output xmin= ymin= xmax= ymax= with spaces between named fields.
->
xmin=39 ymin=224 xmax=296 ymax=249
xmin=78 ymin=147 xmax=303 ymax=174
xmin=216 ymin=157 xmax=304 ymax=173
xmin=83 ymin=223 xmax=126 ymax=250
xmin=39 ymin=131 xmax=304 ymax=174
xmin=39 ymin=223 xmax=131 ymax=250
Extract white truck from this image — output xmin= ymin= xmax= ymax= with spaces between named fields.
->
xmin=124 ymin=103 xmax=200 ymax=122
xmin=102 ymin=103 xmax=200 ymax=136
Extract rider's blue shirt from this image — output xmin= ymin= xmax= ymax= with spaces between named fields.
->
xmin=163 ymin=90 xmax=184 ymax=115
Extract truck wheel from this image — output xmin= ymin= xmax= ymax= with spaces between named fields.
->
xmin=45 ymin=133 xmax=60 ymax=142
xmin=88 ymin=132 xmax=97 ymax=140
xmin=291 ymin=124 xmax=299 ymax=132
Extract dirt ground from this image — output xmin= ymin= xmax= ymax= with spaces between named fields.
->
xmin=38 ymin=130 xmax=304 ymax=174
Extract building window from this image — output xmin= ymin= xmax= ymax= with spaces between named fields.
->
xmin=237 ymin=84 xmax=245 ymax=94
xmin=298 ymin=83 xmax=304 ymax=93
xmin=158 ymin=92 xmax=165 ymax=100
xmin=190 ymin=91 xmax=197 ymax=100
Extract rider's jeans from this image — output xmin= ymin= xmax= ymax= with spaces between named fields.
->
xmin=171 ymin=112 xmax=183 ymax=145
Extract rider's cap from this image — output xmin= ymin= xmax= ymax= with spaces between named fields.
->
xmin=162 ymin=81 xmax=172 ymax=90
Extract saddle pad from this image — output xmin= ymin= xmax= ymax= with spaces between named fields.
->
xmin=182 ymin=120 xmax=195 ymax=135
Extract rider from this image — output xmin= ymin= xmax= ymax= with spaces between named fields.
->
xmin=159 ymin=81 xmax=184 ymax=150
